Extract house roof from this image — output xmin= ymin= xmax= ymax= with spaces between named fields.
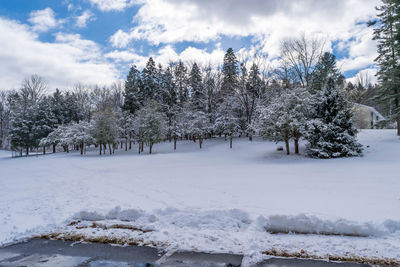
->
xmin=353 ymin=103 xmax=385 ymax=120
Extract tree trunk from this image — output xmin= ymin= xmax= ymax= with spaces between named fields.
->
xmin=129 ymin=140 xmax=132 ymax=150
xmin=141 ymin=142 xmax=144 ymax=152
xmin=230 ymin=136 xmax=233 ymax=148
xmin=149 ymin=142 xmax=153 ymax=154
xmin=80 ymin=144 xmax=83 ymax=155
xmin=397 ymin=117 xmax=400 ymax=136
xmin=43 ymin=146 xmax=46 ymax=155
xmin=138 ymin=142 xmax=141 ymax=154
xmin=52 ymin=144 xmax=56 ymax=153
xmin=224 ymin=134 xmax=227 ymax=141
xmin=294 ymin=139 xmax=299 ymax=154
xmin=103 ymin=143 xmax=106 ymax=155
xmin=108 ymin=143 xmax=112 ymax=155
xmin=285 ymin=138 xmax=290 ymax=155
xmin=99 ymin=143 xmax=102 ymax=155
xmin=26 ymin=146 xmax=29 ymax=156
xmin=125 ymin=141 xmax=128 ymax=151
xmin=193 ymin=136 xmax=196 ymax=143
xmin=199 ymin=137 xmax=202 ymax=149
xmin=174 ymin=137 xmax=177 ymax=150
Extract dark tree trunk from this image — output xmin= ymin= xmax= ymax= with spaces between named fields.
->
xmin=52 ymin=144 xmax=56 ymax=153
xmin=80 ymin=144 xmax=83 ymax=155
xmin=149 ymin=142 xmax=153 ymax=154
xmin=249 ymin=134 xmax=253 ymax=141
xmin=103 ymin=143 xmax=106 ymax=155
xmin=199 ymin=137 xmax=202 ymax=149
xmin=43 ymin=146 xmax=46 ymax=155
xmin=285 ymin=138 xmax=290 ymax=155
xmin=294 ymin=138 xmax=299 ymax=154
xmin=26 ymin=146 xmax=29 ymax=156
xmin=397 ymin=117 xmax=400 ymax=136
xmin=230 ymin=136 xmax=233 ymax=148
xmin=108 ymin=143 xmax=112 ymax=155
xmin=99 ymin=143 xmax=102 ymax=155
xmin=125 ymin=141 xmax=128 ymax=151
xmin=174 ymin=137 xmax=177 ymax=150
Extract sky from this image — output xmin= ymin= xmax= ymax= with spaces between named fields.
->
xmin=0 ymin=0 xmax=381 ymax=90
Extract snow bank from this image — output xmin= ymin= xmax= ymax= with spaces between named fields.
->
xmin=74 ymin=207 xmax=400 ymax=238
xmin=257 ymin=214 xmax=388 ymax=237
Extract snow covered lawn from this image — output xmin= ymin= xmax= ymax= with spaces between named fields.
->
xmin=0 ymin=129 xmax=399 ymax=264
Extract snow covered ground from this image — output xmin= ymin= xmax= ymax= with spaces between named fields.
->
xmin=0 ymin=130 xmax=399 ymax=264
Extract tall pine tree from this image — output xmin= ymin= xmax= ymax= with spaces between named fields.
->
xmin=221 ymin=48 xmax=239 ymax=97
xmin=371 ymin=0 xmax=400 ymax=135
xmin=123 ymin=65 xmax=142 ymax=114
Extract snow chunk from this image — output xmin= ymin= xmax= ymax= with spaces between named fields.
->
xmin=73 ymin=211 xmax=105 ymax=221
xmin=258 ymin=214 xmax=384 ymax=237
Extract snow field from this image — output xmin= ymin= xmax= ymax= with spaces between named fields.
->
xmin=0 ymin=129 xmax=399 ymax=263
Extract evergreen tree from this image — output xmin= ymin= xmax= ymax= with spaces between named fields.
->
xmin=310 ymin=52 xmax=344 ymax=93
xmin=174 ymin=60 xmax=189 ymax=104
xmin=123 ymin=65 xmax=142 ymax=114
xmin=306 ymin=79 xmax=363 ymax=158
xmin=189 ymin=63 xmax=206 ymax=112
xmin=142 ymin=57 xmax=157 ymax=102
xmin=221 ymin=48 xmax=239 ymax=97
xmin=371 ymin=0 xmax=400 ymax=135
xmin=34 ymin=96 xmax=58 ymax=154
xmin=9 ymin=94 xmax=36 ymax=156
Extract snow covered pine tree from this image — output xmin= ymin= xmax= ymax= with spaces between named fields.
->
xmin=306 ymin=78 xmax=363 ymax=158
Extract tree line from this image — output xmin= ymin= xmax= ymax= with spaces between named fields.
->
xmin=1 ymin=0 xmax=399 ymax=160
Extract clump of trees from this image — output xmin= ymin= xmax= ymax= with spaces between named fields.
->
xmin=2 ymin=31 xmax=385 ymax=158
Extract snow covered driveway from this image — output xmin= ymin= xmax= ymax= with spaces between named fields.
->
xmin=0 ymin=130 xmax=399 ymax=264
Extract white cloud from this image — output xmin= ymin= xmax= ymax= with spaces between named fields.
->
xmin=337 ymin=26 xmax=378 ymax=72
xmin=28 ymin=7 xmax=59 ymax=32
xmin=88 ymin=0 xmax=140 ymax=11
xmin=0 ymin=17 xmax=119 ymax=90
xmin=106 ymin=44 xmax=225 ymax=70
xmin=75 ymin=10 xmax=95 ymax=28
xmin=108 ymin=0 xmax=380 ymax=75
xmin=110 ymin=0 xmax=379 ymax=47
xmin=346 ymin=68 xmax=378 ymax=85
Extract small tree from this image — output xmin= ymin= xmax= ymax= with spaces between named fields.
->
xmin=69 ymin=121 xmax=95 ymax=155
xmin=258 ymin=87 xmax=310 ymax=155
xmin=93 ymin=108 xmax=119 ymax=155
xmin=186 ymin=110 xmax=211 ymax=149
xmin=135 ymin=101 xmax=167 ymax=154
xmin=305 ymin=79 xmax=363 ymax=158
xmin=214 ymin=96 xmax=241 ymax=148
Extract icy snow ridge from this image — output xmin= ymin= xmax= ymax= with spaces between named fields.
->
xmin=73 ymin=207 xmax=399 ymax=238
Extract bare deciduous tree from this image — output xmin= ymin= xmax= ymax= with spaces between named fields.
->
xmin=280 ymin=33 xmax=325 ymax=88
xmin=21 ymin=74 xmax=47 ymax=104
